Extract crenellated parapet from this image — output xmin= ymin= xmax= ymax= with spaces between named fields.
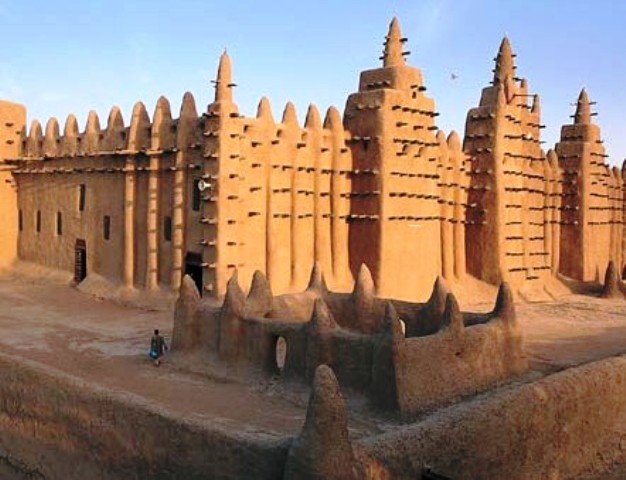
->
xmin=59 ymin=114 xmax=79 ymax=157
xmin=42 ymin=117 xmax=60 ymax=158
xmin=25 ymin=120 xmax=42 ymax=158
xmin=17 ymin=96 xmax=203 ymax=163
xmin=173 ymin=263 xmax=527 ymax=416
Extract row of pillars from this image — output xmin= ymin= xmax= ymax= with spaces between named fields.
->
xmin=123 ymin=150 xmax=187 ymax=290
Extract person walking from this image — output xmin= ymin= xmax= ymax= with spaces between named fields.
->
xmin=149 ymin=329 xmax=168 ymax=366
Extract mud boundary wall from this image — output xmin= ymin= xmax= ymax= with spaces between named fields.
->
xmin=0 ymin=353 xmax=288 ymax=480
xmin=361 ymin=355 xmax=626 ymax=480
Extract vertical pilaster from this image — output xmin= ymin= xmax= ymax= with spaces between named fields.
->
xmin=266 ymin=103 xmax=297 ymax=293
xmin=170 ymin=149 xmax=186 ymax=289
xmin=448 ymin=132 xmax=467 ymax=279
xmin=543 ymin=153 xmax=554 ymax=274
xmin=307 ymin=105 xmax=332 ymax=281
xmin=123 ymin=157 xmax=135 ymax=287
xmin=0 ymin=102 xmax=25 ymax=269
xmin=438 ymin=131 xmax=454 ymax=280
xmin=551 ymin=156 xmax=562 ymax=275
xmin=146 ymin=154 xmax=160 ymax=289
xmin=326 ymin=107 xmax=352 ymax=287
xmin=580 ymin=143 xmax=591 ymax=279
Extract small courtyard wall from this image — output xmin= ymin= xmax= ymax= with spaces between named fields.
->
xmin=173 ymin=266 xmax=527 ymax=416
xmin=373 ymin=284 xmax=526 ymax=415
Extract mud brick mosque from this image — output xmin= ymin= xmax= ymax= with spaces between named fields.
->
xmin=0 ymin=17 xmax=623 ymax=302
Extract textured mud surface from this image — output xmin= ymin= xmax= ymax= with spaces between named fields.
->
xmin=0 ymin=272 xmax=624 ymax=432
xmin=0 ymin=272 xmax=622 ymax=479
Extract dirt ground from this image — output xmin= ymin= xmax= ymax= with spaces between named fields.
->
xmin=0 ymin=272 xmax=311 ymax=438
xmin=0 ymin=271 xmax=623 ymax=441
xmin=467 ymin=294 xmax=626 ymax=374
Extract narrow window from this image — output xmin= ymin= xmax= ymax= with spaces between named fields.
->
xmin=36 ymin=210 xmax=41 ymax=233
xmin=164 ymin=216 xmax=172 ymax=242
xmin=103 ymin=215 xmax=111 ymax=240
xmin=78 ymin=184 xmax=86 ymax=212
xmin=18 ymin=210 xmax=22 ymax=231
xmin=192 ymin=178 xmax=201 ymax=211
xmin=56 ymin=212 xmax=62 ymax=235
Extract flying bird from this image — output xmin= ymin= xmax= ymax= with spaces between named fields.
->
xmin=450 ymin=73 xmax=459 ymax=81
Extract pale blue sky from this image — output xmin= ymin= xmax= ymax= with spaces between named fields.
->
xmin=1 ymin=1 xmax=625 ymax=164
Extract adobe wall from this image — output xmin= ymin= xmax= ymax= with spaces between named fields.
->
xmin=344 ymin=18 xmax=468 ymax=301
xmin=373 ymin=285 xmax=526 ymax=415
xmin=0 ymin=352 xmax=288 ymax=480
xmin=168 ymin=18 xmax=471 ymax=301
xmin=0 ymin=101 xmax=26 ymax=268
xmin=12 ymin=95 xmax=206 ymax=291
xmin=200 ymin=53 xmax=354 ymax=297
xmin=463 ymin=38 xmax=561 ymax=289
xmin=556 ymin=89 xmax=624 ymax=281
xmin=0 ymin=331 xmax=620 ymax=480
xmin=173 ymin=267 xmax=526 ymax=416
xmin=360 ymin=354 xmax=626 ymax=480
xmin=173 ymin=272 xmax=374 ymax=388
xmin=4 ymin=17 xmax=626 ymax=301
xmin=616 ymin=160 xmax=626 ymax=279
xmin=16 ymin=155 xmax=126 ymax=280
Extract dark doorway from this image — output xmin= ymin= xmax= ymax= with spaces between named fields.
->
xmin=74 ymin=239 xmax=87 ymax=283
xmin=184 ymin=252 xmax=203 ymax=296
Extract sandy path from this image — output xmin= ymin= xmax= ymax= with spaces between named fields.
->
xmin=517 ymin=296 xmax=626 ymax=371
xmin=0 ymin=275 xmax=309 ymax=437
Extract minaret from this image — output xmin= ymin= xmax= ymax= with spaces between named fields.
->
xmin=202 ymin=51 xmax=245 ymax=297
xmin=555 ymin=88 xmax=614 ymax=281
xmin=531 ymin=94 xmax=540 ymax=115
xmin=382 ymin=17 xmax=405 ymax=67
xmin=215 ymin=50 xmax=233 ymax=104
xmin=343 ymin=17 xmax=442 ymax=301
xmin=463 ymin=37 xmax=549 ymax=289
xmin=574 ymin=88 xmax=591 ymax=125
xmin=493 ymin=37 xmax=515 ymax=84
